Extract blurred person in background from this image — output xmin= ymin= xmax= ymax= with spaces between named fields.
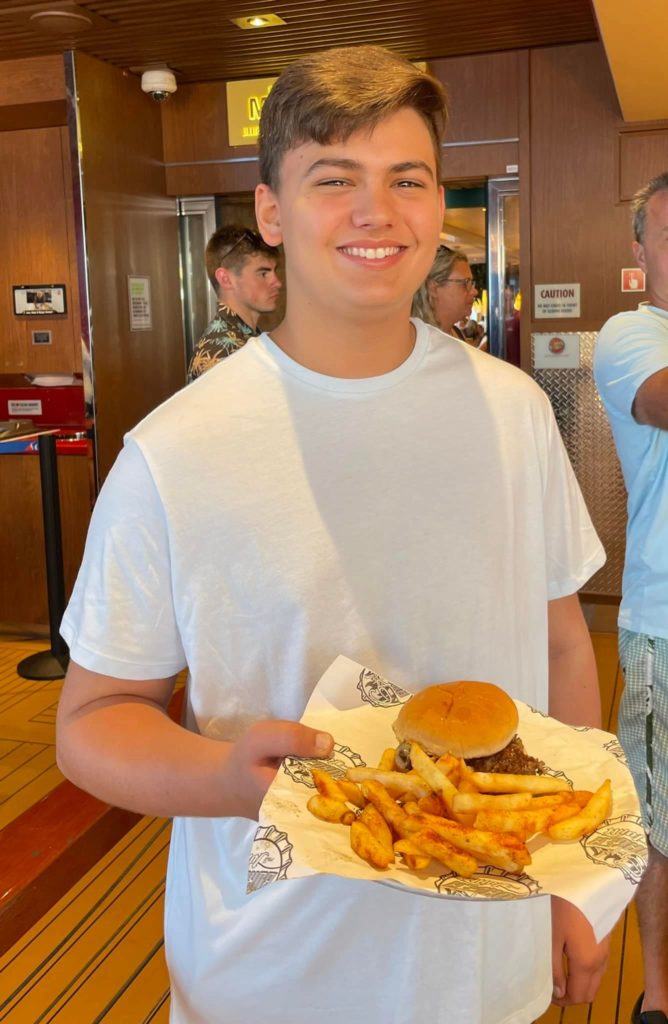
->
xmin=594 ymin=171 xmax=668 ymax=1024
xmin=187 ymin=225 xmax=281 ymax=381
xmin=412 ymin=244 xmax=486 ymax=347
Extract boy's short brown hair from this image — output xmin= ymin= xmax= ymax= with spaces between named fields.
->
xmin=259 ymin=45 xmax=448 ymax=190
xmin=205 ymin=225 xmax=278 ymax=291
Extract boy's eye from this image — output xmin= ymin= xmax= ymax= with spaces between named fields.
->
xmin=317 ymin=178 xmax=349 ymax=187
xmin=395 ymin=179 xmax=424 ymax=188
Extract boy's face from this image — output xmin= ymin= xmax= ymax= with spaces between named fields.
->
xmin=256 ymin=107 xmax=444 ymax=322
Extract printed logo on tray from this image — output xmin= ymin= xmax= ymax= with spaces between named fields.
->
xmin=282 ymin=743 xmax=366 ymax=787
xmin=541 ymin=765 xmax=574 ymax=788
xmin=582 ymin=814 xmax=647 ymax=884
xmin=434 ymin=866 xmax=542 ymax=900
xmin=357 ymin=668 xmax=411 ymax=707
xmin=247 ymin=825 xmax=293 ymax=892
xmin=603 ymin=736 xmax=628 ymax=765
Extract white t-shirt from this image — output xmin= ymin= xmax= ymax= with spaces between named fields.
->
xmin=62 ymin=320 xmax=605 ymax=1024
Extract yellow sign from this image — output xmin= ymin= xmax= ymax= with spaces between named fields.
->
xmin=226 ymin=77 xmax=277 ymax=147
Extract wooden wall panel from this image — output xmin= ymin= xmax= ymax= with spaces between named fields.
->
xmin=162 ymin=80 xmax=260 ymax=196
xmin=527 ymin=42 xmax=641 ymax=333
xmin=0 ymin=126 xmax=80 ymax=373
xmin=431 ymin=51 xmax=521 ymax=144
xmin=163 ymin=53 xmax=522 ymax=196
xmin=0 ymin=55 xmax=65 ymax=106
xmin=0 ymin=55 xmax=67 ymax=132
xmin=441 ymin=142 xmax=519 ymax=182
xmin=0 ymin=453 xmax=92 ymax=626
xmin=619 ymin=127 xmax=668 ymax=202
xmin=75 ymin=53 xmax=185 ymax=482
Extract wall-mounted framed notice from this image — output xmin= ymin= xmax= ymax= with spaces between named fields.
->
xmin=13 ymin=284 xmax=66 ymax=316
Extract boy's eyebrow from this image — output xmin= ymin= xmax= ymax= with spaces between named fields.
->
xmin=303 ymin=157 xmax=435 ymax=181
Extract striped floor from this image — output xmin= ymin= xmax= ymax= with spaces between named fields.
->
xmin=0 ymin=628 xmax=644 ymax=1022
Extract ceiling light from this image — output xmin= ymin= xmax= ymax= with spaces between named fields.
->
xmin=29 ymin=9 xmax=92 ymax=34
xmin=230 ymin=13 xmax=286 ymax=30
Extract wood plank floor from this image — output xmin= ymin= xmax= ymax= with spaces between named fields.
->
xmin=0 ymin=630 xmax=645 ymax=1022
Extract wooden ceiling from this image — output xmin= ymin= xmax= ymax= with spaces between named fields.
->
xmin=0 ymin=0 xmax=599 ymax=83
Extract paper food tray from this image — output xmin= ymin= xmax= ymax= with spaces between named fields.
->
xmin=250 ymin=656 xmax=647 ymax=941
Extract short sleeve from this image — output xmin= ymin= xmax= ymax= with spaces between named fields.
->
xmin=594 ymin=312 xmax=668 ymax=418
xmin=60 ymin=438 xmax=186 ymax=679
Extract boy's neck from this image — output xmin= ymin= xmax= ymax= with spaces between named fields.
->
xmin=270 ymin=305 xmax=417 ymax=379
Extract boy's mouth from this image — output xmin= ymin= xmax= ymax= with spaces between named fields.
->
xmin=338 ymin=245 xmax=404 ymax=260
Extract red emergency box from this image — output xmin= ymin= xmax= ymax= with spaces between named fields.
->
xmin=0 ymin=374 xmax=86 ymax=427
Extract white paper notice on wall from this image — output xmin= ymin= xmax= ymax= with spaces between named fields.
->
xmin=534 ymin=283 xmax=581 ymax=318
xmin=127 ymin=276 xmax=153 ymax=331
xmin=533 ymin=333 xmax=581 ymax=369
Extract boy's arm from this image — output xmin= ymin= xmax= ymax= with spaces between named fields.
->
xmin=547 ymin=592 xmax=601 ymax=728
xmin=546 ymin=593 xmax=610 ymax=1005
xmin=56 ymin=660 xmax=332 ymax=820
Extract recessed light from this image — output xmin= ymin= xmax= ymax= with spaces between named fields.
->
xmin=230 ymin=13 xmax=286 ymax=30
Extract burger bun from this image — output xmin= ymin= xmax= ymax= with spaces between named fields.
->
xmin=392 ymin=680 xmax=518 ymax=759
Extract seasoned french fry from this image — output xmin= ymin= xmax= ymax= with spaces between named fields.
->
xmin=469 ymin=772 xmax=572 ymax=795
xmin=547 ymin=779 xmax=612 ymax=841
xmin=378 ymin=747 xmax=397 ymax=771
xmin=403 ymin=800 xmax=421 ymax=815
xmin=350 ymin=820 xmax=394 ymax=869
xmin=338 ymin=778 xmax=366 ymax=808
xmin=453 ymin=792 xmax=533 ymax=813
xmin=473 ymin=807 xmax=553 ymax=839
xmin=359 ymin=803 xmax=394 ymax=857
xmin=402 ymin=812 xmax=531 ymax=872
xmin=543 ymin=802 xmax=582 ymax=829
xmin=393 ymin=838 xmax=431 ymax=871
xmin=572 ymin=790 xmax=595 ymax=808
xmin=527 ymin=793 xmax=573 ymax=808
xmin=311 ymin=768 xmax=349 ymax=803
xmin=417 ymin=792 xmax=448 ymax=817
xmin=347 ymin=767 xmax=431 ymax=799
xmin=409 ymin=829 xmax=480 ymax=877
xmin=360 ymin=779 xmax=413 ymax=834
xmin=306 ymin=794 xmax=356 ymax=826
xmin=409 ymin=743 xmax=460 ymax=817
xmin=455 ymin=758 xmax=480 ymax=794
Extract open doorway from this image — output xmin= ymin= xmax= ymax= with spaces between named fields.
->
xmin=442 ymin=177 xmax=520 ymax=365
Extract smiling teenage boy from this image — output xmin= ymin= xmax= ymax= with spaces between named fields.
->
xmin=57 ymin=46 xmax=610 ymax=1023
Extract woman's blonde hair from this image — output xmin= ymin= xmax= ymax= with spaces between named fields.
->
xmin=411 ymin=246 xmax=468 ymax=327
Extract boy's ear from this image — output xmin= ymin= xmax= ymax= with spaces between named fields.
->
xmin=255 ymin=183 xmax=283 ymax=246
xmin=214 ymin=265 xmax=233 ymax=293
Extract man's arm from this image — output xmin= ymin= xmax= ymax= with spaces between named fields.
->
xmin=633 ymin=366 xmax=668 ymax=429
xmin=546 ymin=593 xmax=610 ymax=1005
xmin=56 ymin=660 xmax=332 ymax=820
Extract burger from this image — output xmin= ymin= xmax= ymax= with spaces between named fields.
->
xmin=392 ymin=680 xmax=544 ymax=775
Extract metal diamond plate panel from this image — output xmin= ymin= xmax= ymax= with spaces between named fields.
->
xmin=532 ymin=332 xmax=626 ymax=597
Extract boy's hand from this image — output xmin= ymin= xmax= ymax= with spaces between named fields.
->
xmin=551 ymin=896 xmax=610 ymax=1005
xmin=223 ymin=721 xmax=334 ymax=820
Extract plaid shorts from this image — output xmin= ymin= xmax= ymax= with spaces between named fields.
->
xmin=618 ymin=628 xmax=668 ymax=856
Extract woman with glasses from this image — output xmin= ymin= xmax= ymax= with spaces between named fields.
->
xmin=412 ymin=245 xmax=485 ymax=347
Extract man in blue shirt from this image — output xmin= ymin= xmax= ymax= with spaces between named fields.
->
xmin=594 ymin=172 xmax=668 ymax=1024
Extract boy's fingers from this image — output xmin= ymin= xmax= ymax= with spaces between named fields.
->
xmin=245 ymin=721 xmax=334 ymax=761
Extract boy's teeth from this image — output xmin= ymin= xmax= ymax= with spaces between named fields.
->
xmin=343 ymin=246 xmax=399 ymax=259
